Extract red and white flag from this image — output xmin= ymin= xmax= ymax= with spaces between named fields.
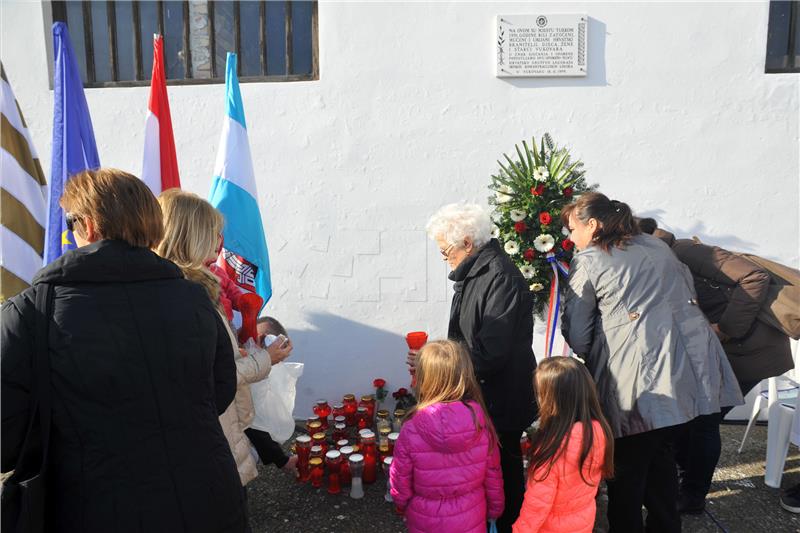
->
xmin=142 ymin=34 xmax=180 ymax=194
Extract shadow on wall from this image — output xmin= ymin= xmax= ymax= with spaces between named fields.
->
xmin=501 ymin=17 xmax=608 ymax=89
xmin=287 ymin=311 xmax=412 ymax=418
xmin=637 ymin=208 xmax=760 ymax=255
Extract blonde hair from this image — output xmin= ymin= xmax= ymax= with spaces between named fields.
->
xmin=410 ymin=340 xmax=497 ymax=447
xmin=60 ymin=168 xmax=163 ymax=248
xmin=156 ymin=189 xmax=224 ymax=305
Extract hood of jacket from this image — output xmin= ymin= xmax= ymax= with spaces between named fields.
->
xmin=412 ymin=400 xmax=488 ymax=453
xmin=33 ymin=239 xmax=183 ymax=286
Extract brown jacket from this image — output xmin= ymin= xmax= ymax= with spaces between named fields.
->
xmin=654 ymin=230 xmax=793 ymax=383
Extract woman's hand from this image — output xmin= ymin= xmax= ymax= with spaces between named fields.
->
xmin=266 ymin=337 xmax=293 ymax=365
xmin=406 ymin=349 xmax=419 ymax=370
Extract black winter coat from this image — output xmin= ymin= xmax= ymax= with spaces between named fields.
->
xmin=1 ymin=240 xmax=246 ymax=533
xmin=448 ymin=239 xmax=537 ymax=431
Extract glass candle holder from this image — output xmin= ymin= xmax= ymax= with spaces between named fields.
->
xmin=348 ymin=453 xmax=365 ymax=499
xmin=310 ymin=445 xmax=324 ymax=463
xmin=342 ymin=394 xmax=358 ymax=426
xmin=392 ymin=409 xmax=406 ymax=433
xmin=336 ymin=439 xmax=349 ymax=450
xmin=333 ymin=415 xmax=346 ymax=427
xmin=355 ymin=406 xmax=369 ymax=430
xmin=306 ymin=419 xmax=322 ymax=436
xmin=378 ymin=427 xmax=391 ymax=460
xmin=312 ymin=432 xmax=328 ymax=455
xmin=376 ymin=409 xmax=391 ymax=433
xmin=313 ymin=400 xmax=332 ymax=430
xmin=309 ymin=457 xmax=324 ymax=488
xmin=359 ymin=395 xmax=376 ymax=423
xmin=360 ymin=432 xmax=378 ymax=484
xmin=332 ymin=424 xmax=348 ymax=443
xmin=358 ymin=428 xmax=373 ymax=442
xmin=388 ymin=432 xmax=399 ymax=457
xmin=339 ymin=446 xmax=354 ymax=486
xmin=295 ymin=434 xmax=312 ymax=483
xmin=383 ymin=456 xmax=394 ymax=502
xmin=332 ymin=403 xmax=345 ymax=420
xmin=326 ymin=450 xmax=342 ymax=494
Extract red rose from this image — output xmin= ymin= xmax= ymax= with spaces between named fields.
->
xmin=562 ymin=239 xmax=575 ymax=251
xmin=563 ymin=187 xmax=574 ymax=197
xmin=392 ymin=391 xmax=399 ymax=399
xmin=531 ymin=184 xmax=546 ymax=196
xmin=397 ymin=387 xmax=408 ymax=396
xmin=539 ymin=212 xmax=552 ymax=225
xmin=373 ymin=378 xmax=386 ymax=389
xmin=523 ymin=248 xmax=535 ymax=262
xmin=514 ymin=221 xmax=527 ymax=234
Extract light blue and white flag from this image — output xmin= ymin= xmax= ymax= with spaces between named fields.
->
xmin=209 ymin=53 xmax=271 ymax=306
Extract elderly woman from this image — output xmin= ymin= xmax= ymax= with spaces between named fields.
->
xmin=415 ymin=203 xmax=536 ymax=533
xmin=561 ymin=192 xmax=742 ymax=533
xmin=1 ymin=169 xmax=246 ymax=532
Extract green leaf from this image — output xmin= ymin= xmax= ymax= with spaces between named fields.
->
xmin=515 ymin=144 xmax=529 ymax=175
xmin=522 ymin=140 xmax=534 ymax=171
xmin=503 ymin=154 xmax=527 ymax=181
xmin=530 ymin=138 xmax=542 ymax=167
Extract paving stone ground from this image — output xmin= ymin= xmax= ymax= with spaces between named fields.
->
xmin=247 ymin=424 xmax=800 ymax=533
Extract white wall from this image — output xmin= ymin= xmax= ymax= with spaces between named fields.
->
xmin=2 ymin=0 xmax=798 ymax=417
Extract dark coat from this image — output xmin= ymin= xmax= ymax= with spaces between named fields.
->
xmin=654 ymin=230 xmax=794 ymax=383
xmin=448 ymin=239 xmax=537 ymax=432
xmin=1 ymin=240 xmax=246 ymax=533
xmin=562 ymin=235 xmax=742 ymax=438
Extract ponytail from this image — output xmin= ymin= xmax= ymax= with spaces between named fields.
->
xmin=562 ymin=192 xmax=640 ymax=252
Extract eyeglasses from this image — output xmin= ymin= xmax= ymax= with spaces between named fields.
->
xmin=439 ymin=243 xmax=455 ymax=260
xmin=65 ymin=212 xmax=81 ymax=233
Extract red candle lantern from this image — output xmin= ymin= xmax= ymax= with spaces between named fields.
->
xmin=326 ymin=450 xmax=342 ymax=494
xmin=332 ymin=403 xmax=345 ymax=420
xmin=360 ymin=431 xmax=378 ymax=484
xmin=333 ymin=424 xmax=348 ymax=443
xmin=388 ymin=432 xmax=399 ymax=457
xmin=295 ymin=434 xmax=312 ymax=482
xmin=306 ymin=420 xmax=322 ymax=436
xmin=342 ymin=394 xmax=358 ymax=426
xmin=309 ymin=457 xmax=324 ymax=488
xmin=312 ymin=432 xmax=328 ymax=455
xmin=359 ymin=395 xmax=376 ymax=423
xmin=313 ymin=399 xmax=332 ymax=430
xmin=355 ymin=407 xmax=370 ymax=431
xmin=339 ymin=445 xmax=354 ymax=486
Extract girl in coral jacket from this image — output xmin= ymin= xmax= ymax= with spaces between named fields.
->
xmin=389 ymin=340 xmax=504 ymax=533
xmin=513 ymin=357 xmax=614 ymax=533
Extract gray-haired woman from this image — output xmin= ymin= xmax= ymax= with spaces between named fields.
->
xmin=409 ymin=203 xmax=537 ymax=533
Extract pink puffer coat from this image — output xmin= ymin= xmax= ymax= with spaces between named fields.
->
xmin=389 ymin=400 xmax=504 ymax=533
xmin=513 ymin=420 xmax=606 ymax=533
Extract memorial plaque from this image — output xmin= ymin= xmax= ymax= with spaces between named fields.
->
xmin=496 ymin=14 xmax=588 ymax=77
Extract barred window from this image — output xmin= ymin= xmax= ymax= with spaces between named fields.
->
xmin=766 ymin=0 xmax=799 ymax=73
xmin=49 ymin=0 xmax=318 ymax=87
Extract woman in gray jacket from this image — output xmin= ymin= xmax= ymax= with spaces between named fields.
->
xmin=561 ymin=193 xmax=741 ymax=533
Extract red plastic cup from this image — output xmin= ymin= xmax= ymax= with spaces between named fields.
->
xmin=405 ymin=331 xmax=427 ymax=387
xmin=237 ymin=292 xmax=264 ymax=344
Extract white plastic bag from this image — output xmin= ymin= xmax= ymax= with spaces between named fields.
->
xmin=249 ymin=361 xmax=304 ymax=444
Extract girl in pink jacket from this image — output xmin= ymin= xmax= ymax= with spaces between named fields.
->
xmin=513 ymin=357 xmax=614 ymax=533
xmin=390 ymin=340 xmax=504 ymax=533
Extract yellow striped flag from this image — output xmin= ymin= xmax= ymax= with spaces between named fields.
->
xmin=0 ymin=63 xmax=47 ymax=302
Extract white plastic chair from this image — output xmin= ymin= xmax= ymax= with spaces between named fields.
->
xmin=738 ymin=376 xmax=799 ymax=453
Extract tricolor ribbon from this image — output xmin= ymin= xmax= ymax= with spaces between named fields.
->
xmin=544 ymin=252 xmax=571 ymax=357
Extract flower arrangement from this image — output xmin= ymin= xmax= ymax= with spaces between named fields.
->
xmin=373 ymin=378 xmax=387 ymax=408
xmin=488 ymin=134 xmax=594 ymax=316
xmin=392 ymin=387 xmax=416 ymax=411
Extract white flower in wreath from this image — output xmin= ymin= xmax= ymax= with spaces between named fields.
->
xmin=495 ymin=185 xmax=514 ymax=204
xmin=529 ymin=282 xmax=545 ymax=292
xmin=491 ymin=210 xmax=503 ymax=223
xmin=520 ymin=265 xmax=536 ymax=279
xmin=533 ymin=234 xmax=555 ymax=253
xmin=509 ymin=209 xmax=527 ymax=222
xmin=491 ymin=226 xmax=501 ymax=239
xmin=562 ymin=226 xmax=570 ymax=237
xmin=533 ymin=166 xmax=550 ymax=182
xmin=504 ymin=240 xmax=520 ymax=255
